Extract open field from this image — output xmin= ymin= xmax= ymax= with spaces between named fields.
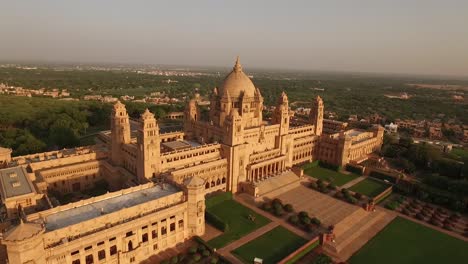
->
xmin=206 ymin=193 xmax=270 ymax=249
xmin=231 ymin=226 xmax=307 ymax=264
xmin=349 ymin=178 xmax=390 ymax=197
xmin=349 ymin=217 xmax=468 ymax=264
xmin=303 ymin=163 xmax=360 ymax=186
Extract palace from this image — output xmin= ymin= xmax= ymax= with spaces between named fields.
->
xmin=0 ymin=58 xmax=383 ymax=264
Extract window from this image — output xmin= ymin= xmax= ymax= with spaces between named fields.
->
xmin=178 ymin=220 xmax=184 ymax=229
xmin=126 ymin=231 xmax=133 ymax=237
xmin=84 ymin=245 xmax=92 ymax=251
xmin=170 ymin=223 xmax=175 ymax=232
xmin=72 ymin=260 xmax=80 ymax=264
xmin=98 ymin=250 xmax=105 ymax=260
xmin=97 ymin=241 xmax=104 ymax=246
xmin=110 ymin=245 xmax=117 ymax=256
xmin=142 ymin=233 xmax=148 ymax=243
xmin=85 ymin=254 xmax=93 ymax=264
xmin=153 ymin=244 xmax=158 ymax=250
xmin=130 ymin=257 xmax=136 ymax=263
xmin=128 ymin=241 xmax=134 ymax=251
xmin=109 ymin=237 xmax=116 ymax=242
xmin=71 ymin=250 xmax=79 ymax=256
xmin=142 ymin=225 xmax=148 ymax=230
xmin=161 ymin=226 xmax=167 ymax=235
xmin=152 ymin=230 xmax=158 ymax=239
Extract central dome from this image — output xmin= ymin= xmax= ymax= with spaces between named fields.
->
xmin=220 ymin=57 xmax=256 ymax=98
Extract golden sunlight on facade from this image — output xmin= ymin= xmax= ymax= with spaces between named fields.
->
xmin=0 ymin=58 xmax=383 ymax=264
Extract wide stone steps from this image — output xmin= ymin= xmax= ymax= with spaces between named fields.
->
xmin=337 ymin=213 xmax=395 ymax=261
xmin=333 ymin=208 xmax=368 ymax=237
xmin=323 ymin=209 xmax=396 ymax=262
xmin=334 ymin=211 xmax=386 ymax=252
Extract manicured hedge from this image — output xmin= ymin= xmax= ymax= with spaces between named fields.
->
xmin=346 ymin=164 xmax=364 ymax=175
xmin=369 ymin=170 xmax=397 ymax=184
xmin=205 ymin=211 xmax=229 ymax=232
xmin=319 ymin=160 xmax=341 ymax=171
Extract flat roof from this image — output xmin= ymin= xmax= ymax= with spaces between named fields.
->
xmin=162 ymin=140 xmax=192 ymax=150
xmin=45 ymin=183 xmax=179 ymax=231
xmin=346 ymin=129 xmax=365 ymax=137
xmin=0 ymin=166 xmax=34 ymax=199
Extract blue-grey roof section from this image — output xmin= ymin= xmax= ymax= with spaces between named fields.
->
xmin=44 ymin=183 xmax=179 ymax=231
xmin=0 ymin=166 xmax=34 ymax=199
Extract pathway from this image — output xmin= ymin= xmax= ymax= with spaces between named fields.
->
xmin=214 ymin=194 xmax=316 ymax=264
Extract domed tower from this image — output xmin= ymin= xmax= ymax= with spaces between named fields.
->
xmin=309 ymin=96 xmax=324 ymax=136
xmin=272 ymin=91 xmax=290 ymax=135
xmin=2 ymin=220 xmax=45 ymax=264
xmin=216 ymin=57 xmax=263 ymax=128
xmin=184 ymin=98 xmax=200 ymax=139
xmin=110 ymin=101 xmax=131 ymax=166
xmin=136 ymin=109 xmax=160 ymax=181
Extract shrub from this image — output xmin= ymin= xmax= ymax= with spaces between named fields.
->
xmin=309 ymin=182 xmax=318 ymax=189
xmin=311 ymin=217 xmax=321 ymax=226
xmin=334 ymin=191 xmax=344 ymax=199
xmin=298 ymin=211 xmax=309 ymax=218
xmin=301 ymin=216 xmax=311 ymax=225
xmin=284 ymin=203 xmax=294 ymax=212
xmin=198 ymin=245 xmax=206 ymax=252
xmin=202 ymin=250 xmax=211 ymax=257
xmin=341 ymin=188 xmax=349 ymax=194
xmin=205 ymin=212 xmax=228 ymax=232
xmin=261 ymin=202 xmax=272 ymax=212
xmin=274 ymin=206 xmax=285 ymax=216
xmin=416 ymin=213 xmax=425 ymax=221
xmin=289 ymin=215 xmax=299 ymax=224
xmin=354 ymin=192 xmax=363 ymax=200
xmin=161 ymin=260 xmax=170 ymax=264
xmin=210 ymin=257 xmax=219 ymax=264
xmin=188 ymin=246 xmax=198 ymax=254
xmin=178 ymin=254 xmax=186 ymax=262
xmin=317 ymin=179 xmax=324 ymax=186
xmin=328 ymin=183 xmax=337 ymax=190
xmin=192 ymin=253 xmax=202 ymax=262
xmin=348 ymin=196 xmax=358 ymax=204
xmin=307 ymin=224 xmax=315 ymax=233
xmin=171 ymin=256 xmax=178 ymax=264
xmin=272 ymin=198 xmax=283 ymax=206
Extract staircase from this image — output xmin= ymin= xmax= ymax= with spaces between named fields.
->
xmin=323 ymin=208 xmax=396 ymax=261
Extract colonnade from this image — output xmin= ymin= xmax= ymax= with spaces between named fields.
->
xmin=247 ymin=160 xmax=286 ymax=182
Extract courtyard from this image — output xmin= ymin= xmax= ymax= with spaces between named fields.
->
xmin=302 ymin=163 xmax=360 ymax=186
xmin=231 ymin=226 xmax=308 ymax=264
xmin=348 ymin=178 xmax=390 ymax=197
xmin=349 ymin=217 xmax=468 ymax=264
xmin=206 ymin=193 xmax=271 ymax=249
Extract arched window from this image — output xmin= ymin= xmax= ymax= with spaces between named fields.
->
xmin=205 ymin=182 xmax=210 ymax=189
xmin=222 ymin=177 xmax=226 ymax=184
xmin=128 ymin=241 xmax=133 ymax=251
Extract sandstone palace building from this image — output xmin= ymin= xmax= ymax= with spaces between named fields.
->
xmin=0 ymin=58 xmax=383 ymax=264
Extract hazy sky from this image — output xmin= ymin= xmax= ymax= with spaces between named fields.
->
xmin=1 ymin=0 xmax=467 ymax=76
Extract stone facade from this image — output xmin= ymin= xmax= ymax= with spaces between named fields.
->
xmin=0 ymin=58 xmax=383 ymax=264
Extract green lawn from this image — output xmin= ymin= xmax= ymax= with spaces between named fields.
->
xmin=206 ymin=194 xmax=270 ymax=249
xmin=232 ymin=226 xmax=308 ymax=264
xmin=348 ymin=178 xmax=390 ymax=197
xmin=303 ymin=164 xmax=360 ymax=186
xmin=349 ymin=217 xmax=468 ymax=264
xmin=451 ymin=148 xmax=468 ymax=160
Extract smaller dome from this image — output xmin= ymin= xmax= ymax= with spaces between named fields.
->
xmin=221 ymin=57 xmax=256 ymax=98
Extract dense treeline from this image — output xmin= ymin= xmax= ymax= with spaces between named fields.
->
xmin=1 ymin=67 xmax=467 ymax=123
xmin=0 ymin=96 xmax=182 ymax=156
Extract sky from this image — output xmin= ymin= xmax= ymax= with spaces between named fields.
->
xmin=0 ymin=0 xmax=467 ymax=76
